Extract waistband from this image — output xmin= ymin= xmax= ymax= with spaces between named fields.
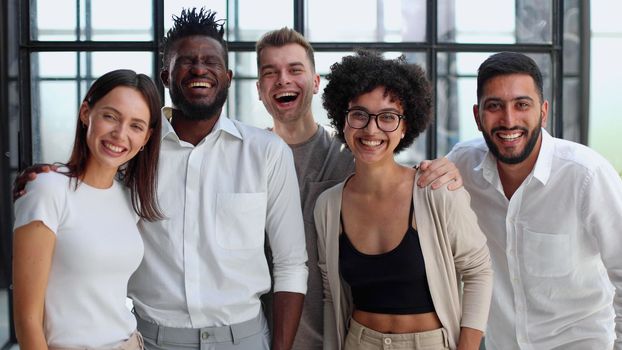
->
xmin=135 ymin=312 xmax=264 ymax=345
xmin=48 ymin=330 xmax=143 ymax=350
xmin=348 ymin=318 xmax=449 ymax=348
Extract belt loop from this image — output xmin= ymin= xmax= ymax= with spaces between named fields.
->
xmin=356 ymin=321 xmax=364 ymax=344
xmin=156 ymin=325 xmax=164 ymax=346
xmin=231 ymin=325 xmax=239 ymax=345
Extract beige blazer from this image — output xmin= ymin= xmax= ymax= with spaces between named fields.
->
xmin=314 ymin=175 xmax=493 ymax=350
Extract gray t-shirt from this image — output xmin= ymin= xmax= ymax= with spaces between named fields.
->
xmin=264 ymin=125 xmax=354 ymax=350
xmin=291 ymin=125 xmax=354 ymax=349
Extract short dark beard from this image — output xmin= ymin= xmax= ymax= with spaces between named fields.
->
xmin=169 ymin=83 xmax=228 ymax=121
xmin=483 ymin=123 xmax=541 ymax=165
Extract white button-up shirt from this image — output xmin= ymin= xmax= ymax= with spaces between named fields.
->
xmin=128 ymin=108 xmax=308 ymax=327
xmin=448 ymin=129 xmax=622 ymax=350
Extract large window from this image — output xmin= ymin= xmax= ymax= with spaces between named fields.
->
xmin=1 ymin=0 xmax=592 ymax=345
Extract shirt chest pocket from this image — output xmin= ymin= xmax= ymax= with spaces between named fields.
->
xmin=522 ymin=228 xmax=572 ymax=278
xmin=216 ymin=192 xmax=267 ymax=249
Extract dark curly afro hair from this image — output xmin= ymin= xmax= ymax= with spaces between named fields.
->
xmin=322 ymin=50 xmax=432 ymax=154
xmin=161 ymin=8 xmax=228 ymax=67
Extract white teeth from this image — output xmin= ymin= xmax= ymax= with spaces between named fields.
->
xmin=104 ymin=142 xmax=124 ymax=153
xmin=188 ymin=81 xmax=212 ymax=88
xmin=498 ymin=132 xmax=522 ymax=140
xmin=275 ymin=92 xmax=298 ymax=98
xmin=360 ymin=139 xmax=382 ymax=146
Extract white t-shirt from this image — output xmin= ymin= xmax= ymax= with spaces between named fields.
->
xmin=14 ymin=171 xmax=144 ymax=348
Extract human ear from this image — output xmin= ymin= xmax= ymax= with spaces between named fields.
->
xmin=473 ymin=104 xmax=483 ymax=131
xmin=79 ymin=102 xmax=90 ymax=127
xmin=160 ymin=69 xmax=170 ymax=88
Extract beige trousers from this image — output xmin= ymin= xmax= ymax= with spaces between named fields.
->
xmin=345 ymin=319 xmax=450 ymax=350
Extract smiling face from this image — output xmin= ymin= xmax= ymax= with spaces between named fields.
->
xmin=161 ymin=35 xmax=232 ymax=120
xmin=80 ymin=86 xmax=152 ymax=176
xmin=344 ymin=86 xmax=406 ymax=165
xmin=474 ymin=73 xmax=548 ymax=165
xmin=256 ymin=43 xmax=320 ymax=125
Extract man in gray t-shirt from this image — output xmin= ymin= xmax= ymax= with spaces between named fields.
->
xmin=255 ymin=28 xmax=462 ymax=349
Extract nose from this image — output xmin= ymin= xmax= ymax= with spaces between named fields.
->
xmin=190 ymin=62 xmax=208 ymax=75
xmin=363 ymin=115 xmax=381 ymax=132
xmin=501 ymin=105 xmax=517 ymax=125
xmin=276 ymin=71 xmax=291 ymax=86
xmin=111 ymin=122 xmax=129 ymax=139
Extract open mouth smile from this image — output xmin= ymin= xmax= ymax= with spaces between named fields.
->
xmin=274 ymin=92 xmax=299 ymax=104
xmin=359 ymin=139 xmax=384 ymax=147
xmin=493 ymin=127 xmax=527 ymax=144
xmin=103 ymin=141 xmax=127 ymax=154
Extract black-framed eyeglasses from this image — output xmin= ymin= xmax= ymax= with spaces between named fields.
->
xmin=345 ymin=109 xmax=405 ymax=132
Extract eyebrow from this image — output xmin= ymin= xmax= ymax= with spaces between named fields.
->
xmin=483 ymin=96 xmax=535 ymax=103
xmin=260 ymin=61 xmax=306 ymax=71
xmin=348 ymin=106 xmax=402 ymax=114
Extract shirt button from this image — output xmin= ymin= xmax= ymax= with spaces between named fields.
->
xmin=384 ymin=338 xmax=391 ymax=345
xmin=201 ymin=331 xmax=209 ymax=340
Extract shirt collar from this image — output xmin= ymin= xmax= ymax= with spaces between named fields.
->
xmin=160 ymin=106 xmax=243 ymax=142
xmin=474 ymin=128 xmax=554 ymax=186
xmin=531 ymin=128 xmax=554 ymax=186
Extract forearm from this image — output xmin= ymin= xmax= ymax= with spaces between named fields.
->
xmin=271 ymin=291 xmax=304 ymax=350
xmin=15 ymin=318 xmax=48 ymax=350
xmin=457 ymin=327 xmax=483 ymax=350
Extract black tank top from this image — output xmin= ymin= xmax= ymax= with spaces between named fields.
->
xmin=339 ymin=201 xmax=436 ymax=314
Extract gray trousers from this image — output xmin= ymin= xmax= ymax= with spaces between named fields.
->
xmin=136 ymin=312 xmax=270 ymax=350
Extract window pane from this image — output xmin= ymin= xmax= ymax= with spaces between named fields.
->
xmin=439 ymin=0 xmax=552 ymax=44
xmin=229 ymin=0 xmax=293 ymax=41
xmin=87 ymin=0 xmax=153 ymax=41
xmin=306 ymin=0 xmax=426 ymax=42
xmin=31 ymin=0 xmax=77 ymax=41
xmin=436 ymin=52 xmax=551 ymax=157
xmin=590 ymin=36 xmax=622 ymax=173
xmin=32 ymin=0 xmax=153 ymax=41
xmin=31 ymin=52 xmax=154 ymax=164
xmin=33 ymin=81 xmax=78 ymax=164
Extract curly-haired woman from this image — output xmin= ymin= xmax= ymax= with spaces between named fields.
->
xmin=314 ymin=51 xmax=492 ymax=350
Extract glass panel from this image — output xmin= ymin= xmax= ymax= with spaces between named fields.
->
xmin=562 ymin=77 xmax=580 ymax=142
xmin=436 ymin=52 xmax=551 ymax=157
xmin=439 ymin=0 xmax=552 ymax=44
xmin=229 ymin=0 xmax=293 ymax=41
xmin=563 ymin=0 xmax=580 ymax=75
xmin=87 ymin=0 xmax=153 ymax=41
xmin=31 ymin=52 xmax=154 ymax=164
xmin=33 ymin=81 xmax=78 ymax=164
xmin=306 ymin=0 xmax=426 ymax=42
xmin=32 ymin=0 xmax=153 ymax=41
xmin=0 ymin=289 xmax=8 ymax=344
xmin=589 ymin=32 xmax=622 ymax=173
xmin=32 ymin=0 xmax=78 ymax=41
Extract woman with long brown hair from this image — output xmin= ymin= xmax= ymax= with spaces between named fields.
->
xmin=13 ymin=69 xmax=162 ymax=349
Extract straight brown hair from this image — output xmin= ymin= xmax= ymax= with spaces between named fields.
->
xmin=65 ymin=69 xmax=163 ymax=221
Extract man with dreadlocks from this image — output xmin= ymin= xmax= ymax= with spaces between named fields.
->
xmin=127 ymin=8 xmax=308 ymax=350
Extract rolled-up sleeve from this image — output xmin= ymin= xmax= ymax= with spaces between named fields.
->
xmin=265 ymin=139 xmax=308 ymax=294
